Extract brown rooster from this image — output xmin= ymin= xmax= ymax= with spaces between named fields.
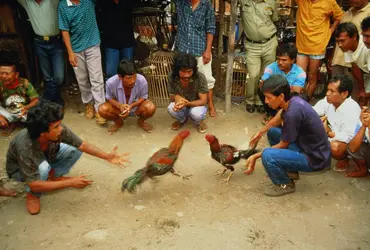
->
xmin=121 ymin=130 xmax=192 ymax=193
xmin=205 ymin=134 xmax=259 ymax=184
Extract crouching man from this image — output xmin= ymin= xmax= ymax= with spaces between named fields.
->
xmin=167 ymin=53 xmax=208 ymax=133
xmin=346 ymin=107 xmax=370 ymax=177
xmin=245 ymin=75 xmax=331 ymax=197
xmin=98 ymin=60 xmax=156 ymax=134
xmin=6 ymin=101 xmax=129 ymax=215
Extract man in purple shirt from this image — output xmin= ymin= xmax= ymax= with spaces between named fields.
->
xmin=244 ymin=75 xmax=331 ymax=197
xmin=98 ymin=60 xmax=156 ymax=134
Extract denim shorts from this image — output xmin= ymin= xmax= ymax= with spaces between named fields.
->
xmin=297 ymin=53 xmax=325 ymax=60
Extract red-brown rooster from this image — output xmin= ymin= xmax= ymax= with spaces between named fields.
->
xmin=121 ymin=130 xmax=192 ymax=193
xmin=205 ymin=134 xmax=259 ymax=184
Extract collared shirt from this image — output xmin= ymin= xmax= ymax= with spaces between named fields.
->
xmin=105 ymin=74 xmax=148 ymax=104
xmin=174 ymin=0 xmax=216 ymax=57
xmin=240 ymin=0 xmax=278 ymax=42
xmin=17 ymin=0 xmax=60 ymax=36
xmin=313 ymin=97 xmax=361 ymax=143
xmin=344 ymin=38 xmax=370 ymax=74
xmin=261 ymin=62 xmax=306 ymax=88
xmin=6 ymin=125 xmax=82 ymax=182
xmin=332 ymin=4 xmax=370 ymax=67
xmin=58 ymin=0 xmax=100 ymax=52
xmin=168 ymin=71 xmax=209 ymax=101
xmin=296 ymin=0 xmax=343 ymax=55
xmin=96 ymin=0 xmax=135 ymax=49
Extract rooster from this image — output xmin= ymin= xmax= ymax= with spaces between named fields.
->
xmin=121 ymin=130 xmax=192 ymax=193
xmin=205 ymin=134 xmax=259 ymax=184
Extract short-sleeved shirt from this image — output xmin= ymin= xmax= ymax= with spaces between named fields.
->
xmin=105 ymin=74 xmax=148 ymax=104
xmin=296 ymin=0 xmax=343 ymax=55
xmin=58 ymin=0 xmax=100 ymax=52
xmin=168 ymin=71 xmax=209 ymax=101
xmin=0 ymin=78 xmax=39 ymax=114
xmin=344 ymin=38 xmax=370 ymax=74
xmin=314 ymin=97 xmax=361 ymax=143
xmin=281 ymin=96 xmax=331 ymax=170
xmin=261 ymin=62 xmax=306 ymax=88
xmin=17 ymin=0 xmax=60 ymax=36
xmin=240 ymin=0 xmax=278 ymax=42
xmin=6 ymin=125 xmax=83 ymax=182
xmin=174 ymin=0 xmax=216 ymax=57
xmin=332 ymin=4 xmax=370 ymax=67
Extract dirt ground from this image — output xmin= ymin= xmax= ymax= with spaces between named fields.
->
xmin=0 ymin=99 xmax=369 ymax=250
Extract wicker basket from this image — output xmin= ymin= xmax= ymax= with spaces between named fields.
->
xmin=215 ymin=55 xmax=248 ymax=103
xmin=142 ymin=51 xmax=175 ymax=108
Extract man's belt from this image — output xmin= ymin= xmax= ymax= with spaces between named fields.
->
xmin=34 ymin=34 xmax=60 ymax=41
xmin=246 ymin=33 xmax=276 ymax=44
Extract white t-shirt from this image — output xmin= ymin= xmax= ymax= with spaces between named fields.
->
xmin=344 ymin=38 xmax=370 ymax=74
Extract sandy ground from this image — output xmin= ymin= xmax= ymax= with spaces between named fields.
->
xmin=0 ymin=99 xmax=369 ymax=250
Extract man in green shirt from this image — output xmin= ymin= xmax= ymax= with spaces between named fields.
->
xmin=0 ymin=55 xmax=39 ymax=136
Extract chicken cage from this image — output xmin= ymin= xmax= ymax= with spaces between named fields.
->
xmin=215 ymin=54 xmax=248 ymax=103
xmin=141 ymin=51 xmax=175 ymax=108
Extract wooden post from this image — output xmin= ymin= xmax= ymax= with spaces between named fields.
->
xmin=225 ymin=0 xmax=237 ymax=113
xmin=215 ymin=0 xmax=225 ymax=95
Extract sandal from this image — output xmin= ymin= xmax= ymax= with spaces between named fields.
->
xmin=171 ymin=118 xmax=187 ymax=131
xmin=197 ymin=120 xmax=207 ymax=133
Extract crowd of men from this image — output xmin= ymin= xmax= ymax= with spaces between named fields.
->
xmin=0 ymin=0 xmax=369 ymax=214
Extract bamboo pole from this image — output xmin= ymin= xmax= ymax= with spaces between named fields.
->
xmin=225 ymin=0 xmax=237 ymax=113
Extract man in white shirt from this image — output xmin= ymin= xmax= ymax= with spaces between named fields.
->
xmin=347 ymin=107 xmax=370 ymax=177
xmin=335 ymin=22 xmax=370 ymax=105
xmin=313 ymin=75 xmax=361 ymax=172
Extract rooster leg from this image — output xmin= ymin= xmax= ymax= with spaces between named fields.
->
xmin=214 ymin=167 xmax=227 ymax=176
xmin=171 ymin=169 xmax=192 ymax=180
xmin=220 ymin=171 xmax=234 ymax=185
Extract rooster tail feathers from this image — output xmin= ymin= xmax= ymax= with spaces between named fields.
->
xmin=239 ymin=147 xmax=260 ymax=159
xmin=121 ymin=168 xmax=147 ymax=194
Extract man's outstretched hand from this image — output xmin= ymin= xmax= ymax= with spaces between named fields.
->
xmin=106 ymin=145 xmax=130 ymax=167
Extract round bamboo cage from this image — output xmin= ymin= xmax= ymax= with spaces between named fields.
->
xmin=141 ymin=51 xmax=175 ymax=108
xmin=215 ymin=54 xmax=248 ymax=103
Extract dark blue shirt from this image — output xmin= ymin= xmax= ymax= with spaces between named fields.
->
xmin=174 ymin=0 xmax=216 ymax=57
xmin=281 ymin=96 xmax=331 ymax=170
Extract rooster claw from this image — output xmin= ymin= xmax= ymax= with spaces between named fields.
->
xmin=220 ymin=178 xmax=230 ymax=185
xmin=180 ymin=174 xmax=192 ymax=180
xmin=214 ymin=168 xmax=227 ymax=176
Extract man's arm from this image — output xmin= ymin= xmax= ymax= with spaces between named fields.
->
xmin=23 ymin=98 xmax=39 ymax=112
xmin=108 ymin=98 xmax=122 ymax=109
xmin=330 ymin=0 xmax=344 ymax=33
xmin=260 ymin=109 xmax=284 ymax=134
xmin=28 ymin=177 xmax=92 ymax=193
xmin=61 ymin=31 xmax=78 ymax=67
xmin=203 ymin=2 xmax=216 ymax=64
xmin=78 ymin=141 xmax=110 ymax=161
xmin=352 ymin=63 xmax=365 ymax=95
xmin=348 ymin=125 xmax=366 ymax=153
xmin=187 ymin=92 xmax=208 ymax=107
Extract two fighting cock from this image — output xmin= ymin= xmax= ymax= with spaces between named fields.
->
xmin=121 ymin=131 xmax=258 ymax=194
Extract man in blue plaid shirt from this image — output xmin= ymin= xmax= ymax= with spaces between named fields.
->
xmin=173 ymin=0 xmax=217 ymax=117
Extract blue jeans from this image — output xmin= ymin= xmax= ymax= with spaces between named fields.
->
xmin=167 ymin=102 xmax=207 ymax=125
xmin=105 ymin=47 xmax=134 ymax=79
xmin=34 ymin=37 xmax=65 ymax=106
xmin=261 ymin=127 xmax=313 ymax=185
xmin=11 ymin=144 xmax=82 ymax=196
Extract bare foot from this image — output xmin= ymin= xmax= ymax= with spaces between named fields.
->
xmin=209 ymin=106 xmax=217 ymax=117
xmin=138 ymin=119 xmax=153 ymax=133
xmin=0 ymin=187 xmax=17 ymax=197
xmin=108 ymin=120 xmax=123 ymax=135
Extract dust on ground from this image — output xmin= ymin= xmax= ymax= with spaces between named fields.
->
xmin=0 ymin=99 xmax=369 ymax=250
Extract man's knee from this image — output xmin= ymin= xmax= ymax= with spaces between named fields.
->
xmin=140 ymin=100 xmax=156 ymax=117
xmin=261 ymin=148 xmax=275 ymax=169
xmin=98 ymin=103 xmax=110 ymax=116
xmin=38 ymin=161 xmax=51 ymax=181
xmin=189 ymin=107 xmax=206 ymax=121
xmin=331 ymin=141 xmax=347 ymax=159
